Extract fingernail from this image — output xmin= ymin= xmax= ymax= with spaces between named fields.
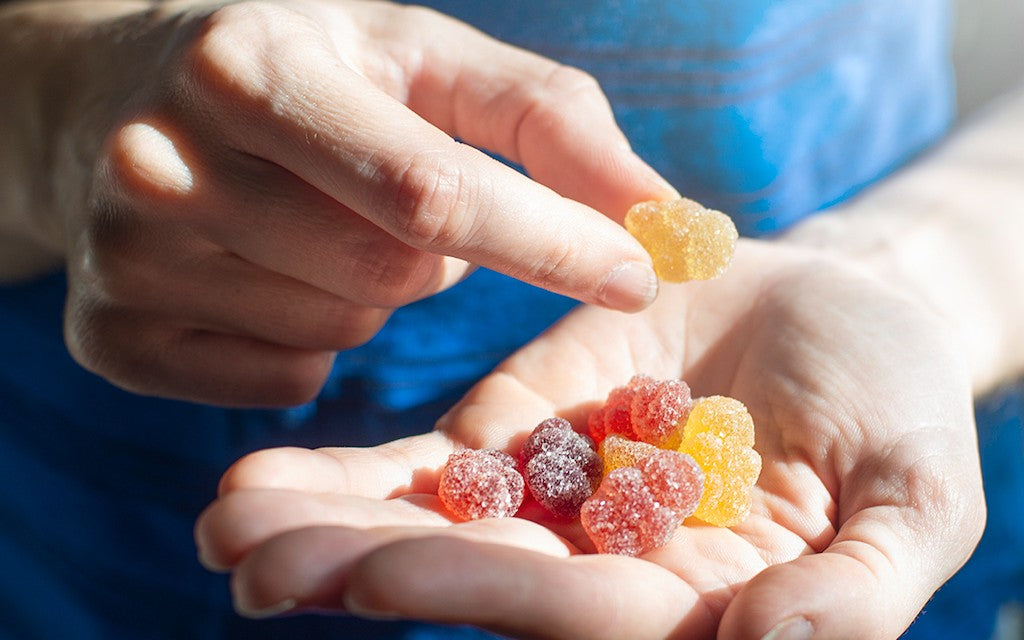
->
xmin=761 ymin=616 xmax=814 ymax=640
xmin=234 ymin=596 xmax=297 ymax=620
xmin=599 ymin=261 xmax=658 ymax=311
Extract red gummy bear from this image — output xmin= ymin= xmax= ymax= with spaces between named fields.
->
xmin=588 ymin=375 xmax=692 ymax=447
xmin=438 ymin=449 xmax=524 ymax=521
xmin=579 ymin=467 xmax=678 ymax=556
xmin=580 ymin=449 xmax=704 ymax=556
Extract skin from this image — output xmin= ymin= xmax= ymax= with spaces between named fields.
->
xmin=0 ymin=0 xmax=672 ymax=405
xmin=195 ymin=241 xmax=985 ymax=639
xmin=5 ymin=0 xmax=1021 ymax=637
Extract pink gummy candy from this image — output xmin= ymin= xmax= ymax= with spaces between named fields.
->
xmin=438 ymin=449 xmax=524 ymax=521
xmin=587 ymin=380 xmax=640 ymax=444
xmin=635 ymin=450 xmax=704 ymax=520
xmin=579 ymin=467 xmax=679 ymax=556
xmin=580 ymin=449 xmax=704 ymax=556
xmin=629 ymin=377 xmax=692 ymax=448
xmin=588 ymin=375 xmax=692 ymax=447
xmin=520 ymin=417 xmax=602 ymax=518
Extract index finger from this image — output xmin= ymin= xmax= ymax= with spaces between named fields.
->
xmin=187 ymin=4 xmax=664 ymax=311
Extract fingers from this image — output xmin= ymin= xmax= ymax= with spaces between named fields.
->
xmin=194 ymin=488 xmax=452 ymax=571
xmin=185 ymin=3 xmax=661 ymax=311
xmin=64 ymin=304 xmax=336 ymax=405
xmin=229 ymin=530 xmax=701 ymax=639
xmin=341 ymin=537 xmax=704 ymax=639
xmin=720 ymin=475 xmax=986 ymax=639
xmin=348 ymin=3 xmax=678 ymax=218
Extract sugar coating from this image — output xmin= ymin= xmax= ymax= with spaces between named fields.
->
xmin=589 ymin=374 xmax=690 ymax=446
xmin=520 ymin=418 xmax=602 ymax=518
xmin=679 ymin=396 xmax=761 ymax=526
xmin=438 ymin=449 xmax=525 ymax=521
xmin=597 ymin=434 xmax=659 ymax=477
xmin=635 ymin=450 xmax=704 ymax=520
xmin=625 ymin=198 xmax=738 ymax=282
xmin=587 ymin=377 xmax=644 ymax=444
xmin=579 ymin=467 xmax=679 ymax=556
xmin=629 ymin=376 xmax=692 ymax=448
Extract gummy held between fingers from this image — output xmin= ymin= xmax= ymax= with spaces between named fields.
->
xmin=625 ymin=198 xmax=738 ymax=282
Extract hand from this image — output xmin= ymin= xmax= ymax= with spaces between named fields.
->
xmin=9 ymin=0 xmax=671 ymax=404
xmin=195 ymin=241 xmax=985 ymax=639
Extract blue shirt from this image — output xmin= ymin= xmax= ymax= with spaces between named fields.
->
xmin=5 ymin=2 xmax=1017 ymax=639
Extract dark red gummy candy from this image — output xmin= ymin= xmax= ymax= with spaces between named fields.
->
xmin=520 ymin=417 xmax=602 ymax=518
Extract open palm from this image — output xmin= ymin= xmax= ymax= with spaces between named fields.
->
xmin=196 ymin=240 xmax=984 ymax=639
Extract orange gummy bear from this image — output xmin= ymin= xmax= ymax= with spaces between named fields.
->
xmin=625 ymin=198 xmax=738 ymax=282
xmin=678 ymin=396 xmax=761 ymax=526
xmin=598 ymin=434 xmax=659 ymax=478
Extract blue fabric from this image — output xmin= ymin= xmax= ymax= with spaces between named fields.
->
xmin=422 ymin=0 xmax=953 ymax=235
xmin=4 ymin=1 xmax=1013 ymax=639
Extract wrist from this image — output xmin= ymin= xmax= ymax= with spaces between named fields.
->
xmin=779 ymin=87 xmax=1024 ymax=394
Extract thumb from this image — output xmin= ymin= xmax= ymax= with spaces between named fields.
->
xmin=719 ymin=501 xmax=985 ymax=639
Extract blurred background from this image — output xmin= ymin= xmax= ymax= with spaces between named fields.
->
xmin=953 ymin=0 xmax=1024 ymax=115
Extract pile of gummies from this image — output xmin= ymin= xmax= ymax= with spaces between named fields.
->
xmin=437 ymin=198 xmax=751 ymax=556
xmin=437 ymin=375 xmax=762 ymax=556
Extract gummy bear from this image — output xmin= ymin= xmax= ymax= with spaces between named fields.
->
xmin=580 ymin=449 xmax=704 ymax=556
xmin=629 ymin=375 xmax=691 ymax=448
xmin=579 ymin=467 xmax=678 ymax=556
xmin=520 ymin=417 xmax=602 ymax=518
xmin=438 ymin=449 xmax=525 ymax=521
xmin=635 ymin=449 xmax=704 ymax=520
xmin=598 ymin=434 xmax=658 ymax=477
xmin=678 ymin=396 xmax=761 ymax=527
xmin=587 ymin=377 xmax=643 ymax=445
xmin=625 ymin=198 xmax=738 ymax=282
xmin=588 ymin=374 xmax=691 ymax=447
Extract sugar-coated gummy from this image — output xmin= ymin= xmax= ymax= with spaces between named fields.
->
xmin=679 ymin=396 xmax=761 ymax=527
xmin=625 ymin=198 xmax=738 ymax=282
xmin=579 ymin=467 xmax=679 ymax=556
xmin=438 ymin=449 xmax=525 ymax=521
xmin=597 ymin=434 xmax=658 ymax=477
xmin=587 ymin=377 xmax=646 ymax=444
xmin=588 ymin=375 xmax=691 ymax=447
xmin=629 ymin=376 xmax=692 ymax=448
xmin=520 ymin=418 xmax=601 ymax=518
xmin=635 ymin=450 xmax=704 ymax=520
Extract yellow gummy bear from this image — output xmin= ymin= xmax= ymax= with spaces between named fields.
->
xmin=625 ymin=198 xmax=738 ymax=282
xmin=679 ymin=396 xmax=761 ymax=527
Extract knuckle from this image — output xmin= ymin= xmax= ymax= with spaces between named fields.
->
xmin=525 ymin=232 xmax=580 ymax=286
xmin=544 ymin=64 xmax=603 ymax=100
xmin=386 ymin=150 xmax=478 ymax=251
xmin=352 ymin=244 xmax=443 ymax=307
xmin=182 ymin=2 xmax=313 ymax=111
xmin=100 ymin=123 xmax=193 ymax=202
xmin=76 ymin=200 xmax=144 ymax=303
xmin=63 ymin=297 xmax=142 ymax=387
xmin=516 ymin=64 xmax=606 ymax=139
